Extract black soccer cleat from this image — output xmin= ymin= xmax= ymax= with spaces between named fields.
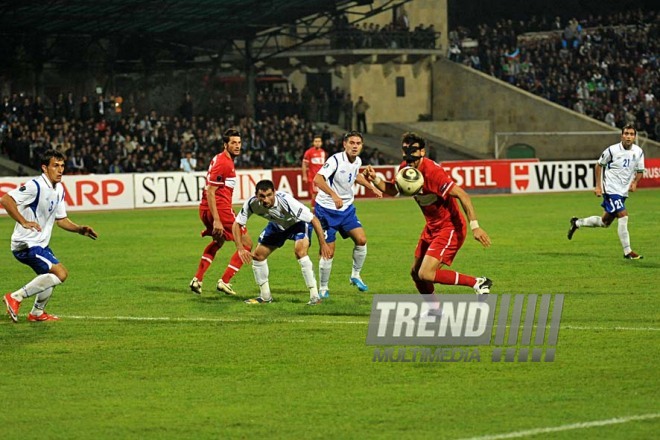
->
xmin=567 ymin=217 xmax=578 ymax=240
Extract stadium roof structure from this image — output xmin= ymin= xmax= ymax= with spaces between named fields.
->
xmin=0 ymin=0 xmax=418 ymax=69
xmin=0 ymin=0 xmax=353 ymax=39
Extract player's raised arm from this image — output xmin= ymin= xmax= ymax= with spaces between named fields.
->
xmin=449 ymin=185 xmax=491 ymax=248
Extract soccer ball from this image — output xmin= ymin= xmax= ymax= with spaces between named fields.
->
xmin=395 ymin=167 xmax=424 ymax=196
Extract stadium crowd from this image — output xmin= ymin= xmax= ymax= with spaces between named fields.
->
xmin=448 ymin=8 xmax=659 ymax=140
xmin=0 ymin=89 xmax=388 ymax=175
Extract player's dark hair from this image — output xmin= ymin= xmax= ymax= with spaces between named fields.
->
xmin=621 ymin=123 xmax=636 ymax=135
xmin=223 ymin=128 xmax=241 ymax=144
xmin=255 ymin=179 xmax=275 ymax=194
xmin=313 ymin=134 xmax=323 ymax=141
xmin=40 ymin=149 xmax=66 ymax=168
xmin=401 ymin=132 xmax=426 ymax=149
xmin=343 ymin=130 xmax=363 ymax=142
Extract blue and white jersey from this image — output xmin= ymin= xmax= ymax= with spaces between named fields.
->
xmin=235 ymin=191 xmax=313 ymax=231
xmin=315 ymin=152 xmax=362 ymax=212
xmin=598 ymin=142 xmax=645 ymax=197
xmin=7 ymin=174 xmax=67 ymax=251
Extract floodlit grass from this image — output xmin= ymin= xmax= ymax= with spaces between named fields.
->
xmin=1 ymin=190 xmax=658 ymax=439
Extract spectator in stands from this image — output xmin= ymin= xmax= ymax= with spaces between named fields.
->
xmin=354 ymin=96 xmax=370 ymax=134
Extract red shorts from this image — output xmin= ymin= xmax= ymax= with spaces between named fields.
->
xmin=199 ymin=208 xmax=246 ymax=241
xmin=414 ymin=224 xmax=466 ymax=266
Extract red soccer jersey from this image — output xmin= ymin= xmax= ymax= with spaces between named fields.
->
xmin=303 ymin=147 xmax=327 ymax=179
xmin=400 ymin=158 xmax=466 ymax=233
xmin=200 ymin=151 xmax=237 ymax=223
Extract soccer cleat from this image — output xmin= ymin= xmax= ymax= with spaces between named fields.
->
xmin=244 ymin=297 xmax=272 ymax=304
xmin=189 ymin=277 xmax=202 ymax=295
xmin=474 ymin=277 xmax=493 ymax=295
xmin=624 ymin=252 xmax=643 ymax=260
xmin=27 ymin=312 xmax=60 ymax=322
xmin=217 ymin=280 xmax=237 ymax=296
xmin=567 ymin=217 xmax=578 ymax=240
xmin=3 ymin=293 xmax=21 ymax=323
xmin=319 ymin=289 xmax=330 ymax=299
xmin=306 ymin=297 xmax=322 ymax=306
xmin=350 ymin=277 xmax=369 ymax=292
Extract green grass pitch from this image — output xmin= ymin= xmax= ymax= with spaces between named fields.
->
xmin=1 ymin=190 xmax=658 ymax=439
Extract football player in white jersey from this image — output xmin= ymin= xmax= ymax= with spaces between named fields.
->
xmin=313 ymin=131 xmax=382 ymax=298
xmin=232 ymin=180 xmax=332 ymax=305
xmin=567 ymin=124 xmax=645 ymax=259
xmin=2 ymin=150 xmax=98 ymax=322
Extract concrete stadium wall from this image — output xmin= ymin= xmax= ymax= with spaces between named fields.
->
xmin=432 ymin=58 xmax=660 ymax=160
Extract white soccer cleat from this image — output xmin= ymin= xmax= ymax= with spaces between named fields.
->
xmin=189 ymin=277 xmax=202 ymax=295
xmin=473 ymin=277 xmax=493 ymax=295
xmin=217 ymin=279 xmax=237 ymax=296
xmin=307 ymin=296 xmax=322 ymax=306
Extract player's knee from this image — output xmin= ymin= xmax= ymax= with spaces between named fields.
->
xmin=354 ymin=237 xmax=367 ymax=246
xmin=252 ymin=254 xmax=266 ymax=262
xmin=410 ymin=267 xmax=420 ymax=282
xmin=51 ymin=266 xmax=68 ymax=283
xmin=417 ymin=267 xmax=435 ymax=282
xmin=294 ymin=248 xmax=308 ymax=259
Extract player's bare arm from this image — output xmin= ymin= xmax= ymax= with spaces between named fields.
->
xmin=56 ymin=217 xmax=98 ymax=240
xmin=311 ymin=217 xmax=332 ymax=260
xmin=629 ymin=171 xmax=643 ymax=192
xmin=206 ymin=184 xmax=224 ymax=237
xmin=449 ymin=185 xmax=491 ymax=248
xmin=0 ymin=193 xmax=42 ymax=232
xmin=302 ymin=160 xmax=308 ymax=182
xmin=232 ymin=221 xmax=252 ymax=264
xmin=356 ymin=172 xmax=382 ymax=198
xmin=313 ymin=173 xmax=343 ymax=209
xmin=594 ymin=163 xmax=604 ymax=197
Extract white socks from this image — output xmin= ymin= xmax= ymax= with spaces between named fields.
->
xmin=252 ymin=259 xmax=271 ymax=300
xmin=319 ymin=257 xmax=333 ymax=291
xmin=31 ymin=287 xmax=54 ymax=316
xmin=298 ymin=256 xmax=319 ymax=299
xmin=11 ymin=273 xmax=62 ymax=302
xmin=617 ymin=216 xmax=632 ymax=254
xmin=351 ymin=244 xmax=367 ymax=279
xmin=577 ymin=216 xmax=605 ymax=228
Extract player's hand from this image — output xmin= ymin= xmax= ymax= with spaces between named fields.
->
xmin=371 ymin=186 xmax=383 ymax=198
xmin=237 ymin=248 xmax=253 ymax=265
xmin=212 ymin=220 xmax=225 ymax=237
xmin=363 ymin=165 xmax=376 ymax=181
xmin=332 ymin=195 xmax=343 ymax=209
xmin=472 ymin=228 xmax=491 ymax=248
xmin=79 ymin=225 xmax=98 ymax=240
xmin=319 ymin=243 xmax=333 ymax=260
xmin=594 ymin=187 xmax=603 ymax=197
xmin=302 ymin=175 xmax=308 ymax=183
xmin=629 ymin=182 xmax=637 ymax=192
xmin=21 ymin=221 xmax=41 ymax=232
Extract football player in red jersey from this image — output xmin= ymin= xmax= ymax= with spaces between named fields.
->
xmin=301 ymin=134 xmax=327 ymax=209
xmin=365 ymin=132 xmax=492 ymax=306
xmin=190 ymin=128 xmax=253 ymax=296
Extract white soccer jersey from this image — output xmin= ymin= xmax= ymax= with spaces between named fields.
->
xmin=598 ymin=142 xmax=645 ymax=197
xmin=235 ymin=191 xmax=313 ymax=230
xmin=315 ymin=152 xmax=362 ymax=211
xmin=7 ymin=174 xmax=67 ymax=251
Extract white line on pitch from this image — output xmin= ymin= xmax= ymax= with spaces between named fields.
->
xmin=59 ymin=315 xmax=660 ymax=332
xmin=455 ymin=412 xmax=660 ymax=440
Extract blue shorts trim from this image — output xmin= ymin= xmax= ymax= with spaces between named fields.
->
xmin=601 ymin=194 xmax=627 ymax=214
xmin=13 ymin=246 xmax=59 ymax=275
xmin=314 ymin=204 xmax=362 ymax=243
xmin=259 ymin=221 xmax=311 ymax=248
